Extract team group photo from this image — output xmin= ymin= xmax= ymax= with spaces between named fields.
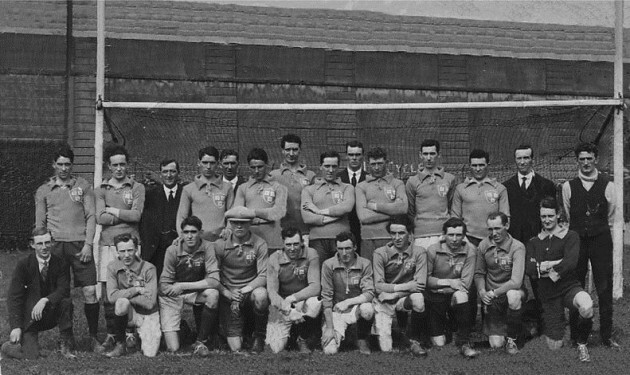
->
xmin=2 ymin=1 xmax=630 ymax=374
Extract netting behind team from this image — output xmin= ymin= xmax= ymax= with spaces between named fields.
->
xmin=103 ymin=105 xmax=615 ymax=185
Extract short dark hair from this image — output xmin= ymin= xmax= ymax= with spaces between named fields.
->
xmin=487 ymin=212 xmax=509 ymax=226
xmin=220 ymin=149 xmax=239 ymax=162
xmin=386 ymin=215 xmax=413 ymax=233
xmin=181 ymin=216 xmax=203 ymax=231
xmin=104 ymin=144 xmax=129 ymax=164
xmin=198 ymin=146 xmax=219 ymax=161
xmin=335 ymin=231 xmax=357 ymax=246
xmin=540 ymin=196 xmax=559 ymax=212
xmin=53 ymin=144 xmax=75 ymax=163
xmin=31 ymin=227 xmax=52 ymax=239
xmin=442 ymin=217 xmax=467 ymax=235
xmin=366 ymin=147 xmax=387 ymax=161
xmin=320 ymin=150 xmax=340 ymax=165
xmin=247 ymin=148 xmax=269 ymax=164
xmin=113 ymin=233 xmax=139 ymax=249
xmin=281 ymin=134 xmax=302 ymax=148
xmin=281 ymin=227 xmax=303 ymax=240
xmin=345 ymin=140 xmax=364 ymax=152
xmin=469 ymin=149 xmax=489 ymax=163
xmin=574 ymin=142 xmax=598 ymax=158
xmin=514 ymin=144 xmax=534 ymax=159
xmin=420 ymin=139 xmax=440 ymax=154
xmin=160 ymin=158 xmax=180 ymax=171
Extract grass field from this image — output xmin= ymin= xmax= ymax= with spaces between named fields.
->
xmin=1 ymin=249 xmax=630 ymax=375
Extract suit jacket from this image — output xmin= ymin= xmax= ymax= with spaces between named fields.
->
xmin=7 ymin=253 xmax=70 ymax=331
xmin=233 ymin=175 xmax=248 ymax=194
xmin=140 ymin=182 xmax=183 ymax=261
xmin=338 ymin=169 xmax=367 ymax=242
xmin=503 ymin=173 xmax=557 ymax=243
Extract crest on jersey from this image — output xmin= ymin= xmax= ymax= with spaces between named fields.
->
xmin=245 ymin=251 xmax=257 ymax=264
xmin=213 ymin=193 xmax=226 ymax=208
xmin=69 ymin=187 xmax=84 ymax=203
xmin=301 ymin=178 xmax=310 ymax=186
xmin=403 ymin=260 xmax=415 ymax=272
xmin=293 ymin=266 xmax=307 ymax=280
xmin=262 ymin=188 xmax=276 ymax=204
xmin=484 ymin=190 xmax=499 ymax=204
xmin=497 ymin=255 xmax=513 ymax=272
xmin=331 ymin=191 xmax=343 ymax=204
xmin=123 ymin=189 xmax=134 ymax=206
xmin=437 ymin=184 xmax=448 ymax=197
xmin=351 ymin=276 xmax=361 ymax=285
xmin=384 ymin=186 xmax=396 ymax=200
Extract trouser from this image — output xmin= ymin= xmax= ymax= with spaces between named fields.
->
xmin=573 ymin=230 xmax=613 ymax=341
xmin=22 ymin=297 xmax=74 ymax=359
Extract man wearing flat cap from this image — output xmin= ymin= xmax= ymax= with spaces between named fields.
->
xmin=213 ymin=206 xmax=269 ymax=353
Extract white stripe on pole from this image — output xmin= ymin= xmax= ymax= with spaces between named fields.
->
xmin=613 ymin=0 xmax=624 ymax=300
xmin=100 ymin=99 xmax=622 ymax=111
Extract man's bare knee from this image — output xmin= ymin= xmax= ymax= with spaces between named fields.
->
xmin=251 ymin=287 xmax=269 ymax=310
xmin=201 ymin=289 xmax=219 ymax=308
xmin=574 ymin=291 xmax=593 ymax=319
xmin=114 ymin=298 xmax=131 ymax=316
xmin=358 ymin=303 xmax=374 ymax=320
xmin=506 ymin=290 xmax=523 ymax=310
xmin=82 ymin=285 xmax=98 ymax=304
xmin=452 ymin=291 xmax=468 ymax=304
xmin=409 ymin=293 xmax=425 ymax=312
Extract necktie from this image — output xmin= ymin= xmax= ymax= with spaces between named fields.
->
xmin=351 ymin=173 xmax=357 ymax=187
xmin=41 ymin=260 xmax=49 ymax=281
xmin=520 ymin=177 xmax=527 ymax=191
xmin=169 ymin=190 xmax=174 ymax=202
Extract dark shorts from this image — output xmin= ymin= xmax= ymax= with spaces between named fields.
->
xmin=52 ymin=241 xmax=97 ymax=287
xmin=361 ymin=239 xmax=389 ymax=263
xmin=426 ymin=292 xmax=456 ymax=337
xmin=541 ymin=285 xmax=583 ymax=341
xmin=219 ymin=293 xmax=255 ymax=338
xmin=483 ymin=289 xmax=527 ymax=336
xmin=309 ymin=239 xmax=337 ymax=267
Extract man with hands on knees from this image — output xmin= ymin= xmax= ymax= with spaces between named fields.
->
xmin=474 ymin=212 xmax=526 ymax=355
xmin=372 ymin=215 xmax=429 ymax=356
xmin=213 ymin=206 xmax=269 ymax=353
xmin=159 ymin=216 xmax=221 ymax=356
xmin=266 ymin=227 xmax=321 ymax=353
xmin=321 ymin=231 xmax=375 ymax=355
xmin=104 ymin=233 xmax=160 ymax=358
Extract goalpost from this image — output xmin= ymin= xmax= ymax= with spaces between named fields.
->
xmin=93 ymin=0 xmax=625 ymax=298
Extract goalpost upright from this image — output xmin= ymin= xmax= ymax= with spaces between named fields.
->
xmin=94 ymin=0 xmax=625 ymax=298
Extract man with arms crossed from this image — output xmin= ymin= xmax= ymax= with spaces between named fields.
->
xmin=235 ymin=148 xmax=287 ymax=254
xmin=35 ymin=145 xmax=101 ymax=351
xmin=474 ymin=212 xmax=526 ymax=355
xmin=355 ymin=147 xmax=407 ymax=262
xmin=406 ymin=139 xmax=456 ymax=249
xmin=159 ymin=216 xmax=220 ymax=356
xmin=372 ymin=216 xmax=428 ymax=356
xmin=526 ymin=197 xmax=594 ymax=362
xmin=266 ymin=227 xmax=321 ymax=353
xmin=321 ymin=231 xmax=374 ymax=355
xmin=302 ymin=150 xmax=355 ymax=265
xmin=177 ymin=146 xmax=234 ymax=242
xmin=271 ymin=134 xmax=316 ymax=242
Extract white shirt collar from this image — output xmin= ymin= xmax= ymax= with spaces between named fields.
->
xmin=223 ymin=176 xmax=238 ymax=190
xmin=517 ymin=170 xmax=535 ymax=187
xmin=36 ymin=254 xmax=51 ymax=271
xmin=347 ymin=168 xmax=362 ymax=180
xmin=163 ymin=184 xmax=178 ymax=198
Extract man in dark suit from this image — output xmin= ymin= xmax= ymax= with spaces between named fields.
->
xmin=2 ymin=228 xmax=75 ymax=359
xmin=220 ymin=149 xmax=247 ymax=193
xmin=338 ymin=141 xmax=366 ymax=255
xmin=503 ymin=144 xmax=556 ymax=336
xmin=141 ymin=159 xmax=183 ymax=278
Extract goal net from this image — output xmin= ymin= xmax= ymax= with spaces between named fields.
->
xmin=102 ymin=105 xmax=617 ymax=187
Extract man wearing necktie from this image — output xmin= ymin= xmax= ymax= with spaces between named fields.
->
xmin=338 ymin=141 xmax=366 ymax=254
xmin=2 ymin=228 xmax=75 ymax=359
xmin=141 ymin=159 xmax=184 ymax=278
xmin=502 ymin=145 xmax=556 ymax=337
